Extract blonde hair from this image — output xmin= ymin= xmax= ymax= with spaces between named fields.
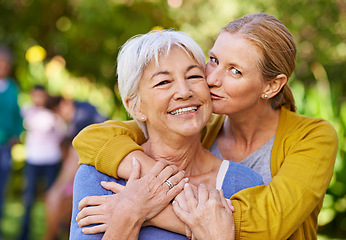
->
xmin=222 ymin=13 xmax=296 ymax=111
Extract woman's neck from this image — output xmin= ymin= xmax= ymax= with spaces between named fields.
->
xmin=141 ymin=134 xmax=221 ymax=180
xmin=218 ymin=107 xmax=280 ymax=162
xmin=228 ymin=106 xmax=279 ymax=140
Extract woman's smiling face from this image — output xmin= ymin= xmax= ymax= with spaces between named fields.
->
xmin=136 ymin=46 xmax=212 ymax=139
xmin=206 ymin=32 xmax=266 ymax=115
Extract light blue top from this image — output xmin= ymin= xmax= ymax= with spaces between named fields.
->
xmin=70 ymin=162 xmax=263 ymax=239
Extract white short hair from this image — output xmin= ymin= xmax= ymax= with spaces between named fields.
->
xmin=117 ymin=30 xmax=206 ymax=138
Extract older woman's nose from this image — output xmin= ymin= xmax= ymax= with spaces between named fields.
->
xmin=174 ymin=80 xmax=192 ymax=100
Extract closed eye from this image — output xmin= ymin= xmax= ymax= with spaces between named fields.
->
xmin=188 ymin=75 xmax=204 ymax=79
xmin=154 ymin=80 xmax=170 ymax=87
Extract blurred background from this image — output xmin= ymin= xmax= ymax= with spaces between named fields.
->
xmin=0 ymin=0 xmax=345 ymax=239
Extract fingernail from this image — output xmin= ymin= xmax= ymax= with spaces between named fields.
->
xmin=184 ymin=183 xmax=189 ymax=188
xmin=184 ymin=177 xmax=189 ymax=182
xmin=132 ymin=157 xmax=136 ymax=165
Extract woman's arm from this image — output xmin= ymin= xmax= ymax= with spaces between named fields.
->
xmin=70 ymin=164 xmax=118 ymax=240
xmin=71 ymin=114 xmax=229 ymax=236
xmin=72 ymin=120 xmax=146 ymax=178
xmin=72 ymin=114 xmax=226 ymax=179
xmin=230 ymin=117 xmax=338 ymax=239
xmin=76 ymin=159 xmax=188 ymax=236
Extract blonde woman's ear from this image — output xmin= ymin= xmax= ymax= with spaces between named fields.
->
xmin=262 ymin=74 xmax=287 ymax=99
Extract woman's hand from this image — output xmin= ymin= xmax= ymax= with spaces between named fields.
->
xmin=173 ymin=183 xmax=235 ymax=240
xmin=76 ymin=158 xmax=187 ymax=234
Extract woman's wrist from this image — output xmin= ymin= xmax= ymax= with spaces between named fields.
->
xmin=103 ymin=198 xmax=146 ymax=239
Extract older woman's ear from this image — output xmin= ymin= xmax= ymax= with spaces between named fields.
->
xmin=125 ymin=97 xmax=147 ymax=122
xmin=136 ymin=114 xmax=147 ymax=122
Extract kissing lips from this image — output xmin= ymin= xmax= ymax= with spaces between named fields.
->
xmin=210 ymin=91 xmax=222 ymax=100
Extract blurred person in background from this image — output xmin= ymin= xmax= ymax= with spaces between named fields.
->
xmin=0 ymin=45 xmax=23 ymax=238
xmin=43 ymin=96 xmax=107 ymax=240
xmin=19 ymin=85 xmax=66 ymax=240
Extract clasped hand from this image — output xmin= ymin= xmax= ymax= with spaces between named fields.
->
xmin=76 ymin=158 xmax=187 ymax=234
xmin=173 ymin=183 xmax=235 ymax=240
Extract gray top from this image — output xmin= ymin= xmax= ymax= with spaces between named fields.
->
xmin=209 ymin=136 xmax=274 ymax=185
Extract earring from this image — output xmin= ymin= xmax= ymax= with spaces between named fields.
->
xmin=141 ymin=116 xmax=145 ymax=120
xmin=264 ymin=94 xmax=268 ymax=98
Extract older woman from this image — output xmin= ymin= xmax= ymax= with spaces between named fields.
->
xmin=69 ymin=30 xmax=263 ymax=239
xmin=74 ymin=13 xmax=338 ymax=239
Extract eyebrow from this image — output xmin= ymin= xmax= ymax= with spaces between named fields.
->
xmin=208 ymin=51 xmax=244 ymax=70
xmin=150 ymin=65 xmax=200 ymax=80
xmin=150 ymin=71 xmax=169 ymax=80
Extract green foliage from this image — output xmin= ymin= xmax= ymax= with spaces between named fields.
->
xmin=0 ymin=0 xmax=345 ymax=238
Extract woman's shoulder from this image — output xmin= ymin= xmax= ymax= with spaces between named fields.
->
xmin=227 ymin=161 xmax=263 ymax=183
xmin=278 ymin=107 xmax=337 ymax=142
xmin=220 ymin=160 xmax=263 ymax=198
xmin=281 ymin=107 xmax=336 ymax=131
xmin=74 ymin=164 xmax=125 ymax=192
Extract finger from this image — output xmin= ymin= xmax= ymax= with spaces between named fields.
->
xmin=128 ymin=157 xmax=141 ymax=182
xmin=197 ymin=184 xmax=209 ymax=204
xmin=185 ymin=225 xmax=192 ymax=239
xmin=156 ymin=164 xmax=179 ymax=183
xmin=175 ymin=191 xmax=188 ymax=211
xmin=168 ymin=170 xmax=186 ymax=186
xmin=162 ymin=170 xmax=185 ymax=191
xmin=219 ymin=190 xmax=227 ymax=207
xmin=208 ymin=188 xmax=221 ymax=203
xmin=166 ymin=177 xmax=188 ymax=199
xmin=172 ymin=200 xmax=189 ymax=223
xmin=78 ymin=195 xmax=104 ymax=211
xmin=78 ymin=214 xmax=105 ymax=227
xmin=219 ymin=190 xmax=234 ymax=213
xmin=76 ymin=205 xmax=103 ymax=222
xmin=184 ymin=183 xmax=198 ymax=211
xmin=226 ymin=199 xmax=235 ymax=213
xmin=82 ymin=224 xmax=108 ymax=235
xmin=147 ymin=161 xmax=168 ymax=177
xmin=101 ymin=181 xmax=125 ymax=193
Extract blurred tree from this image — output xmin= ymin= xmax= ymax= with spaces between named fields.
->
xmin=0 ymin=0 xmax=178 ymax=95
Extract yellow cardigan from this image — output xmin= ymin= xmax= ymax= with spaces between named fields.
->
xmin=73 ymin=107 xmax=338 ymax=240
